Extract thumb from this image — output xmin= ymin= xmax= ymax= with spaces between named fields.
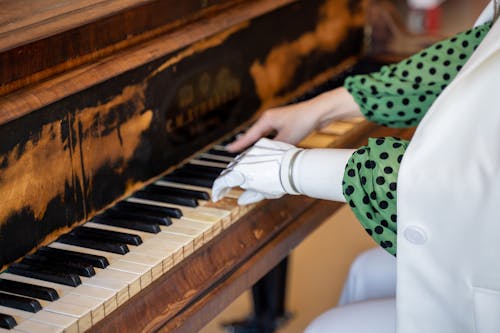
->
xmin=237 ymin=190 xmax=265 ymax=205
xmin=211 ymin=171 xmax=245 ymax=202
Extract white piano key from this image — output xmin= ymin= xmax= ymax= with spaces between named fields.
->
xmin=56 ymin=294 xmax=104 ymax=325
xmin=68 ymin=285 xmax=117 ymax=316
xmin=30 ymin=311 xmax=78 ymax=333
xmin=211 ymin=144 xmax=229 ymax=151
xmin=200 ymin=197 xmax=243 ymax=221
xmin=156 ymin=180 xmax=243 ymax=199
xmin=79 ymin=268 xmax=137 ymax=304
xmin=0 ymin=273 xmax=117 ymax=318
xmin=160 ymin=221 xmax=206 ymax=250
xmin=0 ymin=305 xmax=31 ymax=321
xmin=48 ymin=242 xmax=168 ymax=279
xmin=46 ymin=244 xmax=136 ymax=306
xmin=188 ymin=159 xmax=228 ymax=168
xmin=0 ymin=306 xmax=73 ymax=333
xmin=66 ymin=224 xmax=165 ymax=278
xmin=198 ymin=153 xmax=233 ymax=163
xmin=15 ymin=319 xmax=63 ymax=333
xmin=37 ymin=300 xmax=91 ymax=333
xmin=134 ymin=239 xmax=184 ymax=265
xmin=125 ymin=196 xmax=230 ymax=219
xmin=127 ymin=196 xmax=229 ymax=232
xmin=116 ymin=220 xmax=204 ymax=255
xmin=142 ymin=231 xmax=192 ymax=248
xmin=55 ymin=239 xmax=157 ymax=282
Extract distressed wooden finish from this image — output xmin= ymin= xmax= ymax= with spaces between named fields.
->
xmin=0 ymin=0 xmax=366 ymax=270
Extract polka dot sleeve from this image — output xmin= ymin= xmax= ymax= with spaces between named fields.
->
xmin=343 ymin=137 xmax=409 ymax=256
xmin=344 ymin=22 xmax=492 ymax=128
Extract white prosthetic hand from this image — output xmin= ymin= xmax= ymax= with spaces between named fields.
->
xmin=212 ymin=138 xmax=355 ymax=205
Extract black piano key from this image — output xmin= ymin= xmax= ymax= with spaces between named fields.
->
xmin=72 ymin=226 xmax=142 ymax=246
xmin=220 ymin=132 xmax=243 ymax=145
xmin=172 ymin=168 xmax=218 ymax=181
xmin=0 ymin=278 xmax=59 ymax=302
xmin=181 ymin=164 xmax=224 ymax=177
xmin=206 ymin=149 xmax=238 ymax=158
xmin=58 ymin=234 xmax=129 ymax=255
xmin=37 ymin=246 xmax=109 ymax=269
xmin=8 ymin=263 xmax=81 ymax=287
xmin=118 ymin=199 xmax=183 ymax=217
xmin=134 ymin=190 xmax=197 ymax=208
xmin=162 ymin=174 xmax=214 ymax=188
xmin=146 ymin=184 xmax=210 ymax=200
xmin=0 ymin=313 xmax=17 ymax=329
xmin=0 ymin=291 xmax=42 ymax=313
xmin=21 ymin=255 xmax=95 ymax=278
xmin=93 ymin=216 xmax=161 ymax=234
xmin=196 ymin=157 xmax=229 ymax=165
xmin=102 ymin=207 xmax=172 ymax=225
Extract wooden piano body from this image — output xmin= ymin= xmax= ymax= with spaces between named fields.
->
xmin=0 ymin=0 xmax=414 ymax=331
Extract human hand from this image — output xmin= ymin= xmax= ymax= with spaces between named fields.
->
xmin=212 ymin=138 xmax=301 ymax=205
xmin=226 ymin=87 xmax=361 ymax=152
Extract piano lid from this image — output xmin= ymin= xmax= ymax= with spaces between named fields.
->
xmin=0 ymin=0 xmax=239 ymax=96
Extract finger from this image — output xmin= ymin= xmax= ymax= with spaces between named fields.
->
xmin=211 ymin=171 xmax=245 ymax=202
xmin=226 ymin=117 xmax=275 ymax=152
xmin=237 ymin=190 xmax=265 ymax=205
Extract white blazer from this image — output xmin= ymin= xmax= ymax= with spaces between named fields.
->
xmin=397 ymin=2 xmax=500 ymax=332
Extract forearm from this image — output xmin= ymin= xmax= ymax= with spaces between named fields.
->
xmin=307 ymin=87 xmax=363 ymax=128
xmin=288 ymin=148 xmax=356 ymax=202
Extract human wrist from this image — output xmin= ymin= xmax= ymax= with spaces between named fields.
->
xmin=313 ymin=87 xmax=362 ymax=127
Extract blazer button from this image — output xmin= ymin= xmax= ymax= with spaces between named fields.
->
xmin=403 ymin=226 xmax=427 ymax=245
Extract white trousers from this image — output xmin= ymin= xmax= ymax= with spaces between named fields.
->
xmin=304 ymin=247 xmax=397 ymax=333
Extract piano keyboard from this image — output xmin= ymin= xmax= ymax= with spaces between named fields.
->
xmin=0 ymin=116 xmax=365 ymax=332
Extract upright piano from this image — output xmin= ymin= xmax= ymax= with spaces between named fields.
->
xmin=0 ymin=0 xmax=415 ymax=332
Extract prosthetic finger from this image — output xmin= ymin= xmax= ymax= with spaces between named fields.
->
xmin=211 ymin=170 xmax=245 ymax=202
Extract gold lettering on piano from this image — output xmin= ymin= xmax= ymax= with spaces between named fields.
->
xmin=250 ymin=0 xmax=365 ymax=110
xmin=199 ymin=72 xmax=211 ymax=96
xmin=166 ymin=67 xmax=241 ymax=133
xmin=0 ymin=84 xmax=152 ymax=225
xmin=178 ymin=85 xmax=195 ymax=108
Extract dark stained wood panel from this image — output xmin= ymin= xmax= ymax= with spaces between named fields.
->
xmin=0 ymin=0 xmax=366 ymax=268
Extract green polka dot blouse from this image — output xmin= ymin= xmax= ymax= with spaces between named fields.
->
xmin=342 ymin=22 xmax=492 ymax=256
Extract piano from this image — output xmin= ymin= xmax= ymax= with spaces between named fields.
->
xmin=0 ymin=0 xmax=415 ymax=332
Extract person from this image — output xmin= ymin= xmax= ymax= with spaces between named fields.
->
xmin=212 ymin=0 xmax=500 ymax=331
xmin=215 ymin=10 xmax=493 ymax=254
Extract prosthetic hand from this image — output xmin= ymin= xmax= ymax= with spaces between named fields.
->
xmin=212 ymin=138 xmax=355 ymax=205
